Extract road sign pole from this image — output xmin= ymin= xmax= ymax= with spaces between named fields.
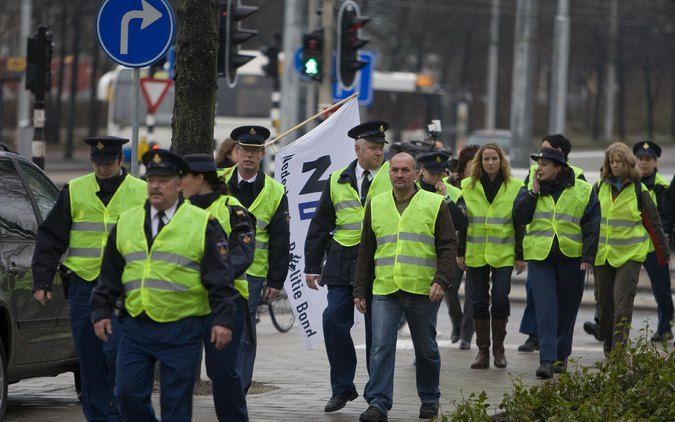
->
xmin=131 ymin=67 xmax=140 ymax=176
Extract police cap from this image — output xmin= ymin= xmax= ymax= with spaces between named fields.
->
xmin=230 ymin=126 xmax=271 ymax=147
xmin=84 ymin=136 xmax=128 ymax=163
xmin=347 ymin=121 xmax=389 ymax=143
xmin=417 ymin=151 xmax=451 ymax=172
xmin=142 ymin=149 xmax=189 ymax=177
xmin=183 ymin=154 xmax=218 ymax=173
xmin=633 ymin=141 xmax=661 ymax=159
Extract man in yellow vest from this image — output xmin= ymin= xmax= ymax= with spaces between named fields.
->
xmin=632 ymin=141 xmax=673 ymax=342
xmin=304 ymin=121 xmax=391 ymax=413
xmin=354 ymin=152 xmax=457 ymax=422
xmin=222 ymin=126 xmax=290 ymax=393
xmin=91 ymin=149 xmax=238 ymax=421
xmin=32 ymin=136 xmax=146 ymax=421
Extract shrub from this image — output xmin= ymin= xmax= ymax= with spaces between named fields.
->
xmin=442 ymin=331 xmax=675 ymax=421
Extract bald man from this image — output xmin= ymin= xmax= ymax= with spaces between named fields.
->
xmin=353 ymin=153 xmax=457 ymax=421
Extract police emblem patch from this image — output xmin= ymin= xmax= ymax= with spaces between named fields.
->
xmin=153 ymin=154 xmax=162 ymax=164
xmin=436 ymin=156 xmax=442 ymax=163
xmin=643 ymin=142 xmax=649 ymax=149
xmin=216 ymin=240 xmax=229 ymax=259
xmin=241 ymin=234 xmax=251 ymax=244
xmin=96 ymin=142 xmax=105 ymax=150
xmin=379 ymin=125 xmax=385 ymax=133
xmin=249 ymin=127 xmax=257 ymax=136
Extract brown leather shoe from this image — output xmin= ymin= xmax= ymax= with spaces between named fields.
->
xmin=471 ymin=319 xmax=490 ymax=369
xmin=492 ymin=318 xmax=508 ymax=368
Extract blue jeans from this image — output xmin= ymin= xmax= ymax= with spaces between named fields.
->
xmin=529 ymin=258 xmax=584 ymax=363
xmin=468 ymin=265 xmax=513 ymax=320
xmin=237 ymin=275 xmax=265 ymax=393
xmin=519 ymin=276 xmax=538 ymax=336
xmin=205 ymin=298 xmax=248 ymax=421
xmin=69 ymin=279 xmax=120 ymax=422
xmin=116 ymin=316 xmax=205 ymax=422
xmin=365 ymin=291 xmax=441 ymax=415
xmin=643 ymin=251 xmax=674 ymax=334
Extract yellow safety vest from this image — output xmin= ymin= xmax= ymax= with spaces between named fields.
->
xmin=330 ymin=161 xmax=391 ymax=247
xmin=205 ymin=195 xmax=250 ymax=299
xmin=523 ymin=180 xmax=592 ymax=260
xmin=63 ymin=173 xmax=147 ymax=281
xmin=371 ymin=189 xmax=443 ymax=295
xmin=116 ymin=203 xmax=211 ymax=322
xmin=646 ymin=172 xmax=669 ymax=252
xmin=595 ymin=181 xmax=650 ymax=267
xmin=462 ymin=177 xmax=523 ymax=268
xmin=223 ymin=167 xmax=285 ymax=278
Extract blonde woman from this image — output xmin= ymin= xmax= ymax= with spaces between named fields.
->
xmin=457 ymin=143 xmax=525 ymax=369
xmin=594 ymin=142 xmax=669 ymax=355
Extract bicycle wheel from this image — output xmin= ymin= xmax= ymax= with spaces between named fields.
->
xmin=269 ymin=290 xmax=295 ymax=333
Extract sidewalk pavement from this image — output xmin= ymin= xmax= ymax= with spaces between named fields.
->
xmin=7 ymin=304 xmax=668 ymax=421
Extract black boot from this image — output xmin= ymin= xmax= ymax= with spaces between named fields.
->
xmin=536 ymin=362 xmax=553 ymax=379
xmin=517 ymin=335 xmax=539 ymax=352
xmin=450 ymin=317 xmax=462 ymax=343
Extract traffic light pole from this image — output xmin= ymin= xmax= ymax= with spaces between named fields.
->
xmin=318 ymin=0 xmax=334 ymax=111
xmin=31 ymin=27 xmax=50 ymax=170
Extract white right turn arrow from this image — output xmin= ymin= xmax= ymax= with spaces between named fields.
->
xmin=120 ymin=0 xmax=163 ymax=55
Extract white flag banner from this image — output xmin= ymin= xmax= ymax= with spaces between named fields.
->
xmin=275 ymin=98 xmax=360 ymax=350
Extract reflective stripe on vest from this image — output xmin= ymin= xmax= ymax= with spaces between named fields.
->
xmin=371 ymin=189 xmax=443 ymax=296
xmin=330 ymin=161 xmax=392 ymax=247
xmin=116 ymin=203 xmax=211 ymax=322
xmin=527 ymin=164 xmax=585 ymax=190
xmin=461 ymin=176 xmax=523 ymax=268
xmin=205 ymin=195 xmax=250 ymax=300
xmin=63 ymin=173 xmax=147 ymax=281
xmin=523 ymin=180 xmax=592 ymax=261
xmin=595 ymin=182 xmax=649 ymax=267
xmin=223 ymin=167 xmax=285 ymax=278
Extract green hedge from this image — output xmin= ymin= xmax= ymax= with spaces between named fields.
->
xmin=442 ymin=331 xmax=675 ymax=421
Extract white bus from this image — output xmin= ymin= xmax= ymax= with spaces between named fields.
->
xmin=98 ymin=51 xmax=273 ymax=159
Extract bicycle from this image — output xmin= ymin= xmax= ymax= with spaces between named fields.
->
xmin=257 ymin=285 xmax=296 ymax=333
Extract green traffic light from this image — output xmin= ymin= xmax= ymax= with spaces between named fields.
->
xmin=304 ymin=58 xmax=320 ymax=76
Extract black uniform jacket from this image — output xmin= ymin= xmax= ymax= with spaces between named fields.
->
xmin=227 ymin=168 xmax=290 ymax=289
xmin=90 ymin=198 xmax=239 ymax=329
xmin=512 ymin=170 xmax=600 ymax=264
xmin=304 ymin=159 xmax=362 ymax=286
xmin=419 ymin=177 xmax=468 ymax=231
xmin=189 ymin=191 xmax=256 ymax=280
xmin=32 ymin=169 xmax=130 ymax=292
xmin=665 ymin=175 xmax=675 ymax=236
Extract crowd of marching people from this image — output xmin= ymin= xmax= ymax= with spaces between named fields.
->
xmin=30 ymin=117 xmax=672 ymax=422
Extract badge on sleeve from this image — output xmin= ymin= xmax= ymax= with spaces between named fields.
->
xmin=216 ymin=239 xmax=229 ymax=259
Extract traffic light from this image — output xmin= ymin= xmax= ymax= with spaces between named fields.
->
xmin=301 ymin=29 xmax=323 ymax=81
xmin=261 ymin=45 xmax=279 ymax=79
xmin=337 ymin=1 xmax=369 ymax=89
xmin=26 ymin=26 xmax=53 ymax=94
xmin=218 ymin=0 xmax=258 ymax=87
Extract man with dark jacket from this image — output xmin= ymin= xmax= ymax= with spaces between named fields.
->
xmin=304 ymin=121 xmax=391 ymax=413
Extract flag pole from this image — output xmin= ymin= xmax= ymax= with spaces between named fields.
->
xmin=265 ymin=92 xmax=359 ymax=148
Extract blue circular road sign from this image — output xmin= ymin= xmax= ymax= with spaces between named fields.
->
xmin=97 ymin=0 xmax=175 ymax=68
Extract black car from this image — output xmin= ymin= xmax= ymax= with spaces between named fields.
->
xmin=0 ymin=144 xmax=78 ymax=418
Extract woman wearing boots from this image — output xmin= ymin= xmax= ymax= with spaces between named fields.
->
xmin=513 ymin=148 xmax=600 ymax=378
xmin=594 ymin=142 xmax=669 ymax=355
xmin=457 ymin=143 xmax=525 ymax=369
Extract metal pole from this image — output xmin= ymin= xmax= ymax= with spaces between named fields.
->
xmin=17 ymin=0 xmax=33 ymax=159
xmin=548 ymin=0 xmax=570 ymax=134
xmin=603 ymin=0 xmax=618 ymax=140
xmin=485 ymin=0 xmax=500 ymax=130
xmin=280 ymin=0 xmax=303 ymax=135
xmin=509 ymin=0 xmax=538 ymax=168
xmin=31 ymin=27 xmax=48 ymax=170
xmin=305 ymin=0 xmax=319 ymax=123
xmin=131 ymin=68 xmax=140 ymax=177
xmin=318 ymin=0 xmax=335 ymax=110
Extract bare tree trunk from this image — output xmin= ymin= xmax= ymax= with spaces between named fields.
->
xmin=640 ymin=57 xmax=654 ymax=139
xmin=52 ymin=3 xmax=68 ymax=145
xmin=616 ymin=25 xmax=625 ymax=138
xmin=65 ymin=0 xmax=82 ymax=159
xmin=170 ymin=0 xmax=219 ymax=155
xmin=592 ymin=61 xmax=604 ymax=141
xmin=671 ymin=58 xmax=675 ymax=139
xmin=88 ymin=33 xmax=101 ymax=137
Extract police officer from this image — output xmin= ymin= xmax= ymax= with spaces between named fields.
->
xmin=221 ymin=126 xmax=290 ymax=393
xmin=513 ymin=147 xmax=600 ymax=378
xmin=90 ymin=149 xmax=239 ymax=421
xmin=353 ymin=152 xmax=457 ymax=421
xmin=304 ymin=121 xmax=391 ymax=413
xmin=519 ymin=134 xmax=586 ymax=353
xmin=182 ymin=153 xmax=255 ymax=421
xmin=32 ymin=136 xmax=146 ymax=421
xmin=417 ymin=151 xmax=470 ymax=347
xmin=632 ymin=141 xmax=673 ymax=342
